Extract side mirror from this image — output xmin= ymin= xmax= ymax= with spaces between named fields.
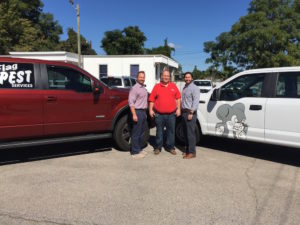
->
xmin=93 ymin=84 xmax=104 ymax=95
xmin=211 ymin=88 xmax=220 ymax=101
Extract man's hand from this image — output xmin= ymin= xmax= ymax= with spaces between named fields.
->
xmin=132 ymin=114 xmax=138 ymax=122
xmin=188 ymin=114 xmax=193 ymax=121
xmin=149 ymin=110 xmax=155 ymax=118
xmin=176 ymin=108 xmax=181 ymax=117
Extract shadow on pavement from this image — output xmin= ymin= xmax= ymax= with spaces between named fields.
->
xmin=0 ymin=139 xmax=112 ymax=166
xmin=198 ymin=136 xmax=300 ymax=167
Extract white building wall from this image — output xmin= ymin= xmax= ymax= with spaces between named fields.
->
xmin=83 ymin=56 xmax=158 ymax=91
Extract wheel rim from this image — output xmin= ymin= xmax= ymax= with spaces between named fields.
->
xmin=121 ymin=124 xmax=131 ymax=144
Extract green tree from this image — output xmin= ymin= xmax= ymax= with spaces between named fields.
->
xmin=145 ymin=38 xmax=175 ymax=57
xmin=101 ymin=26 xmax=147 ymax=54
xmin=204 ymin=0 xmax=300 ymax=78
xmin=59 ymin=28 xmax=96 ymax=55
xmin=0 ymin=0 xmax=62 ymax=54
xmin=192 ymin=66 xmax=203 ymax=79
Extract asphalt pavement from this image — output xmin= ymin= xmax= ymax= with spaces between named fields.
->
xmin=0 ymin=129 xmax=299 ymax=225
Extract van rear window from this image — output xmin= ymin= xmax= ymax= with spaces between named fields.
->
xmin=0 ymin=63 xmax=35 ymax=89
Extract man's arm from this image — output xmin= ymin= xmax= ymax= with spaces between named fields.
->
xmin=174 ymin=85 xmax=181 ymax=117
xmin=149 ymin=102 xmax=155 ymax=118
xmin=191 ymin=86 xmax=200 ymax=112
xmin=128 ymin=89 xmax=138 ymax=122
xmin=176 ymin=98 xmax=181 ymax=117
xmin=148 ymin=85 xmax=157 ymax=118
xmin=130 ymin=106 xmax=138 ymax=122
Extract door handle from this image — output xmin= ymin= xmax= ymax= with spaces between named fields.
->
xmin=46 ymin=96 xmax=57 ymax=102
xmin=249 ymin=105 xmax=262 ymax=111
xmin=199 ymin=100 xmax=206 ymax=104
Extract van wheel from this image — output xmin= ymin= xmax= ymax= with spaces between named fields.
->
xmin=175 ymin=119 xmax=202 ymax=145
xmin=113 ymin=115 xmax=150 ymax=151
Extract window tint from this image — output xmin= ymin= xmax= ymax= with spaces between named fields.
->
xmin=47 ymin=66 xmax=92 ymax=92
xmin=276 ymin=72 xmax=300 ymax=98
xmin=220 ymin=74 xmax=265 ymax=101
xmin=100 ymin=77 xmax=121 ymax=87
xmin=130 ymin=78 xmax=136 ymax=85
xmin=99 ymin=65 xmax=107 ymax=77
xmin=0 ymin=63 xmax=35 ymax=89
xmin=124 ymin=78 xmax=131 ymax=87
xmin=100 ymin=78 xmax=108 ymax=85
xmin=110 ymin=78 xmax=122 ymax=86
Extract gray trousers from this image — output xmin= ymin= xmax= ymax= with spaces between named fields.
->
xmin=182 ymin=112 xmax=197 ymax=154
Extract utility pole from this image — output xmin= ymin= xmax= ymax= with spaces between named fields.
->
xmin=69 ymin=0 xmax=81 ymax=67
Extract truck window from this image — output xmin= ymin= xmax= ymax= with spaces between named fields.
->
xmin=124 ymin=78 xmax=131 ymax=87
xmin=220 ymin=74 xmax=265 ymax=101
xmin=130 ymin=78 xmax=136 ymax=86
xmin=276 ymin=72 xmax=300 ymax=98
xmin=47 ymin=66 xmax=92 ymax=92
xmin=0 ymin=62 xmax=35 ymax=89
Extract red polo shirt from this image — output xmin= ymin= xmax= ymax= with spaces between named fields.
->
xmin=149 ymin=82 xmax=181 ymax=113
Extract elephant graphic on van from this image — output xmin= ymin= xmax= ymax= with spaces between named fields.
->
xmin=215 ymin=103 xmax=248 ymax=139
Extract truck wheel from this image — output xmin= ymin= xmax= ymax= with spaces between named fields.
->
xmin=175 ymin=119 xmax=201 ymax=145
xmin=113 ymin=115 xmax=149 ymax=151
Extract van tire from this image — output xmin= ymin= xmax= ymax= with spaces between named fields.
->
xmin=113 ymin=114 xmax=150 ymax=151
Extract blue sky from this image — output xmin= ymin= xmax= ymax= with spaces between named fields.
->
xmin=42 ymin=0 xmax=250 ymax=71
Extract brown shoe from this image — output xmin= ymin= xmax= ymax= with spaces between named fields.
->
xmin=169 ymin=148 xmax=177 ymax=155
xmin=183 ymin=153 xmax=196 ymax=159
xmin=154 ymin=149 xmax=160 ymax=155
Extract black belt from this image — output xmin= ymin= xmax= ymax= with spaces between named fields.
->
xmin=135 ymin=109 xmax=147 ymax=111
xmin=182 ymin=109 xmax=195 ymax=114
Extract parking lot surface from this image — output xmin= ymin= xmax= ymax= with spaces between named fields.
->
xmin=0 ymin=130 xmax=299 ymax=225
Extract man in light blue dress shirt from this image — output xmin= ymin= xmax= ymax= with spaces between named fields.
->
xmin=181 ymin=72 xmax=200 ymax=159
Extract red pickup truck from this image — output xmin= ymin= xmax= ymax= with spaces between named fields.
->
xmin=0 ymin=57 xmax=148 ymax=151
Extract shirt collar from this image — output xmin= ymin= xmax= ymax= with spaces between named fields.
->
xmin=184 ymin=81 xmax=194 ymax=88
xmin=137 ymin=82 xmax=144 ymax=88
xmin=159 ymin=82 xmax=170 ymax=87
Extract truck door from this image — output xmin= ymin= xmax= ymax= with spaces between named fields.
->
xmin=206 ymin=73 xmax=267 ymax=142
xmin=0 ymin=62 xmax=44 ymax=140
xmin=265 ymin=72 xmax=300 ymax=147
xmin=42 ymin=64 xmax=110 ymax=136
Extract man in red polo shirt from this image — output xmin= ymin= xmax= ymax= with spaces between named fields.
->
xmin=149 ymin=69 xmax=181 ymax=155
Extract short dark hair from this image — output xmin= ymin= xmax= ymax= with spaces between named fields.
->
xmin=183 ymin=72 xmax=193 ymax=78
xmin=137 ymin=71 xmax=145 ymax=78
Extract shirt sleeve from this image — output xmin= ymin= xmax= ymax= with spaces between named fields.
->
xmin=128 ymin=88 xmax=137 ymax=107
xmin=148 ymin=85 xmax=157 ymax=102
xmin=191 ymin=85 xmax=200 ymax=111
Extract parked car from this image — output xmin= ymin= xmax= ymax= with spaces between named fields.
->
xmin=100 ymin=76 xmax=136 ymax=89
xmin=193 ymin=79 xmax=213 ymax=93
xmin=0 ymin=57 xmax=148 ymax=151
xmin=176 ymin=67 xmax=300 ymax=148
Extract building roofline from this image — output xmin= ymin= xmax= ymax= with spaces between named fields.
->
xmin=83 ymin=54 xmax=179 ymax=64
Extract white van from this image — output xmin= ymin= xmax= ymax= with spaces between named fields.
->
xmin=176 ymin=67 xmax=300 ymax=148
xmin=194 ymin=79 xmax=213 ymax=93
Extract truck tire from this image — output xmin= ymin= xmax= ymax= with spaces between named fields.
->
xmin=175 ymin=118 xmax=202 ymax=145
xmin=113 ymin=114 xmax=150 ymax=151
